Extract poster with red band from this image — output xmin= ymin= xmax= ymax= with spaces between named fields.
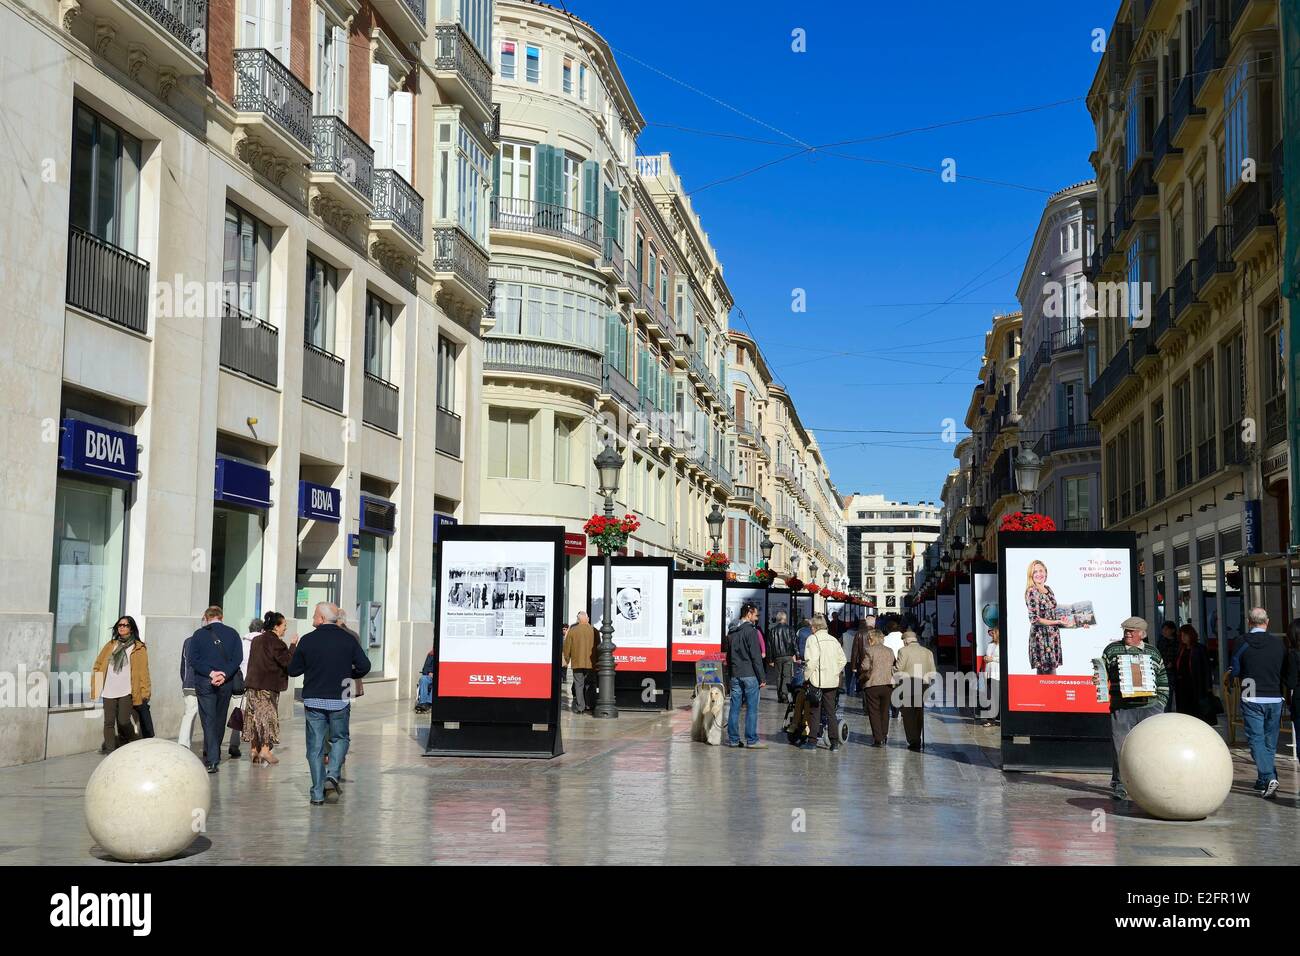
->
xmin=673 ymin=575 xmax=722 ymax=662
xmin=1005 ymin=544 xmax=1133 ymax=714
xmin=590 ymin=563 xmax=670 ymax=671
xmin=436 ymin=537 xmax=554 ymax=698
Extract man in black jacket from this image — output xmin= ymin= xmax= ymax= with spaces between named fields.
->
xmin=725 ymin=603 xmax=767 ymax=749
xmin=187 ymin=606 xmax=245 ymax=772
xmin=289 ymin=602 xmax=373 ymax=805
xmin=1228 ymin=607 xmax=1296 ymax=799
xmin=768 ymin=611 xmax=796 ymax=702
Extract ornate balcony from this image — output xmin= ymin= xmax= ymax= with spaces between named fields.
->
xmin=601 ymin=236 xmax=624 ymax=282
xmin=1151 ymin=287 xmax=1174 ymax=346
xmin=233 ymin=49 xmax=313 ymax=176
xmin=372 ymin=0 xmax=426 ymax=45
xmin=433 ymin=24 xmax=493 ymax=121
xmin=1033 ymin=424 xmax=1100 ymax=459
xmin=1017 ymin=342 xmax=1050 ymax=405
xmin=370 ymin=168 xmax=424 ymax=261
xmin=1192 ymin=16 xmax=1228 ymax=105
xmin=1169 ymin=75 xmax=1205 ymax=149
xmin=1089 ymin=341 xmax=1132 ymax=414
xmin=1228 ymin=179 xmax=1276 ymax=262
xmin=1152 ymin=114 xmax=1182 ymax=183
xmin=491 ymin=197 xmax=600 ymax=253
xmin=309 ymin=115 xmax=374 ymax=226
xmin=1195 ymin=225 xmax=1234 ymax=298
xmin=1173 ymin=260 xmax=1201 ymax=322
xmin=431 ymin=224 xmax=491 ymax=316
xmin=600 ymin=362 xmax=639 ymax=412
xmin=70 ymin=0 xmax=207 ymax=83
xmin=1126 ymin=157 xmax=1158 ymax=220
xmin=484 ymin=338 xmax=602 ymax=390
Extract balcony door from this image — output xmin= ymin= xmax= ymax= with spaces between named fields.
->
xmin=369 ymin=64 xmax=412 ymax=184
xmin=240 ymin=0 xmax=291 ymax=62
xmin=314 ymin=5 xmax=348 ymax=117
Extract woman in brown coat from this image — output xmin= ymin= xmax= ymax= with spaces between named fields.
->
xmin=856 ymin=628 xmax=896 ymax=747
xmin=91 ymin=616 xmax=151 ymax=754
xmin=241 ymin=611 xmax=297 ymax=765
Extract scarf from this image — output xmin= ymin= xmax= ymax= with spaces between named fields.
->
xmin=110 ymin=636 xmax=136 ymax=673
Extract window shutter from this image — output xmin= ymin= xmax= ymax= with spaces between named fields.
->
xmin=369 ymin=64 xmax=389 ymax=167
xmin=240 ymin=0 xmax=260 ymax=48
xmin=582 ymin=159 xmax=599 ymax=222
xmin=313 ymin=8 xmax=326 ymax=109
xmin=270 ymin=0 xmax=290 ymax=63
xmin=1056 ymin=383 xmax=1067 ymax=430
xmin=548 ymin=147 xmax=564 ymax=207
xmin=533 ymin=144 xmax=550 ymax=204
xmin=492 ymin=150 xmax=500 ymax=201
xmin=604 ymin=186 xmax=617 ymax=240
xmin=334 ymin=24 xmax=348 ymax=119
xmin=391 ymin=91 xmax=413 ymax=183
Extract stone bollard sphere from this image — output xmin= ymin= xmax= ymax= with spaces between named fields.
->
xmin=84 ymin=738 xmax=211 ymax=861
xmin=1119 ymin=711 xmax=1233 ymax=820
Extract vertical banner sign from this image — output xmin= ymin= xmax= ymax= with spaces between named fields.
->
xmin=672 ymin=573 xmax=724 ymax=662
xmin=1284 ymin=0 xmax=1300 ymax=546
xmin=1244 ymin=499 xmax=1262 ymax=555
xmin=427 ymin=525 xmax=565 ymax=759
xmin=971 ymin=564 xmax=999 ymax=671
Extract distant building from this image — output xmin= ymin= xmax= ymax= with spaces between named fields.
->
xmin=842 ymin=495 xmax=942 ymax=611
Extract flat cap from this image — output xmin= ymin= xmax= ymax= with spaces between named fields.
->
xmin=1120 ymin=616 xmax=1148 ymax=632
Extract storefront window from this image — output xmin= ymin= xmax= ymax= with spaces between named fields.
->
xmin=210 ymin=507 xmax=264 ymax=632
xmin=358 ymin=534 xmax=389 ymax=675
xmin=1198 ymin=558 xmax=1219 ymax=654
xmin=49 ymin=477 xmax=126 ymax=706
xmin=1175 ymin=567 xmax=1192 ymax=628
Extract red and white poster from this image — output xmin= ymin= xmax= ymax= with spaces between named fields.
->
xmin=591 ymin=564 xmax=670 ymax=671
xmin=436 ymin=538 xmax=554 ymax=698
xmin=972 ymin=570 xmax=999 ymax=670
xmin=673 ymin=577 xmax=722 ymax=662
xmin=1005 ymin=544 xmax=1133 ymax=713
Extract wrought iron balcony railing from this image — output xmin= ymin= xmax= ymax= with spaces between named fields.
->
xmin=66 ymin=226 xmax=150 ymax=333
xmin=485 ymin=338 xmax=602 ymax=388
xmin=1174 ymin=259 xmax=1197 ymax=318
xmin=436 ymin=406 xmax=461 ymax=458
xmin=491 ymin=197 xmax=600 ymax=250
xmin=431 ymin=225 xmax=490 ymax=301
xmin=362 ymin=372 xmax=399 ymax=434
xmin=134 ymin=0 xmax=208 ymax=57
xmin=1228 ymin=179 xmax=1275 ymax=253
xmin=434 ymin=24 xmax=493 ymax=111
xmin=311 ymin=114 xmax=374 ymax=200
xmin=303 ymin=342 xmax=345 ymax=411
xmin=1195 ymin=225 xmax=1233 ymax=293
xmin=220 ymin=304 xmax=278 ymax=386
xmin=233 ymin=48 xmax=311 ymax=149
xmin=371 ymin=168 xmax=423 ymax=246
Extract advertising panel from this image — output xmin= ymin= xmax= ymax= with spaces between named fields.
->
xmin=724 ymin=585 xmax=768 ymax=636
xmin=957 ymin=575 xmax=974 ymax=665
xmin=590 ymin=561 xmax=671 ymax=672
xmin=971 ymin=566 xmax=999 ymax=669
xmin=1004 ymin=542 xmax=1134 ymax=714
xmin=673 ymin=575 xmax=724 ymax=662
xmin=766 ymin=588 xmax=793 ymax=634
xmin=436 ymin=537 xmax=556 ymax=698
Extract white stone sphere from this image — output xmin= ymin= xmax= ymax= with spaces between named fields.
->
xmin=84 ymin=738 xmax=211 ymax=862
xmin=1119 ymin=712 xmax=1233 ymax=820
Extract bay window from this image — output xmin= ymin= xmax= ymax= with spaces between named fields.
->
xmin=434 ymin=111 xmax=492 ymax=248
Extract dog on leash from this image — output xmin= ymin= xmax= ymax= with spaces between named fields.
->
xmin=691 ymin=683 xmax=725 ymax=746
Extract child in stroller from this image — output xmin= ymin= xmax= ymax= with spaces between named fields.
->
xmin=784 ymin=680 xmax=849 ymax=747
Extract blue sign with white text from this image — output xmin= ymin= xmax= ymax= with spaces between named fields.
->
xmin=298 ymin=481 xmax=341 ymax=523
xmin=1244 ymin=499 xmax=1262 ymax=555
xmin=59 ymin=419 xmax=138 ymax=482
xmin=214 ymin=457 xmax=272 ymax=509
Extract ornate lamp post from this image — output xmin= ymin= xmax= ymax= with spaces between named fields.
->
xmin=706 ymin=502 xmax=725 ymax=557
xmin=968 ymin=506 xmax=988 ymax=558
xmin=759 ymin=534 xmax=775 ymax=587
xmin=593 ymin=441 xmax=624 ymax=719
xmin=951 ymin=535 xmax=966 ymax=570
xmin=1015 ymin=440 xmax=1043 ymax=514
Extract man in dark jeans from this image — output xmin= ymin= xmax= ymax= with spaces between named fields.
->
xmin=186 ymin=606 xmax=245 ymax=773
xmin=289 ymin=602 xmax=373 ymax=806
xmin=1228 ymin=607 xmax=1295 ymax=799
xmin=725 ymin=603 xmax=767 ymax=749
xmin=768 ymin=611 xmax=796 ymax=702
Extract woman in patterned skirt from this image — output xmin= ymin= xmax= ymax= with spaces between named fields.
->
xmin=242 ymin=611 xmax=298 ymax=765
xmin=1024 ymin=560 xmax=1067 ymax=675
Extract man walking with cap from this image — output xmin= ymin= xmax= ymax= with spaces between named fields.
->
xmin=1095 ymin=616 xmax=1169 ymax=801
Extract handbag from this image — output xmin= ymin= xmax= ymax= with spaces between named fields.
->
xmin=228 ymin=669 xmax=246 ymax=696
xmin=226 ymin=705 xmax=244 ymax=732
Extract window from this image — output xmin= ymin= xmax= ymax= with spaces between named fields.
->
xmin=1223 ymin=60 xmax=1249 ymax=198
xmin=304 ymin=253 xmax=337 ymax=351
xmin=500 ymin=39 xmax=516 ymax=80
xmin=1173 ymin=376 xmax=1192 ymax=489
xmin=491 ymin=282 xmax=604 ymax=352
xmin=368 ymin=64 xmax=412 ymax=183
xmin=1219 ymin=334 xmax=1244 ymax=464
xmin=1130 ymin=418 xmax=1146 ymax=511
xmin=70 ymin=103 xmax=142 ymax=253
xmin=487 ymin=408 xmax=531 ymax=479
xmin=1151 ymin=398 xmax=1166 ymax=502
xmin=554 ymin=416 xmax=577 ymax=484
xmin=865 ymin=576 xmax=876 ymax=590
xmin=1106 ymin=438 xmax=1119 ymax=525
xmin=562 ymin=56 xmax=573 ymax=94
xmin=314 ymin=5 xmax=348 ymax=117
xmin=525 ymin=44 xmax=540 ymax=84
xmin=1127 ymin=230 xmax=1159 ymax=324
xmin=1117 ymin=429 xmax=1131 ymax=518
xmin=434 ymin=114 xmax=491 ymax=247
xmin=1193 ymin=175 xmax=1207 ymax=242
xmin=239 ymin=0 xmax=291 ymax=62
xmin=563 ymin=153 xmax=580 ymax=211
xmin=1262 ymin=300 xmax=1286 ymax=445
xmin=1194 ymin=356 xmax=1216 ymax=479
xmin=1064 ymin=476 xmax=1091 ymax=530
xmin=499 ymin=141 xmax=533 ymax=202
xmin=364 ymin=292 xmax=394 ymax=381
xmin=437 ymin=336 xmax=456 ymax=412
xmin=222 ymin=202 xmax=272 ymax=321
xmin=579 ymin=63 xmax=589 ymax=102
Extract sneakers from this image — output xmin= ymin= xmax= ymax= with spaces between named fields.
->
xmin=324 ymin=777 xmax=342 ymax=794
xmin=1263 ymin=779 xmax=1279 ymax=799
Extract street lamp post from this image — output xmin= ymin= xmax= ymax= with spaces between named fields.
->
xmin=706 ymin=502 xmax=725 ymax=558
xmin=759 ymin=534 xmax=774 ymax=586
xmin=969 ymin=506 xmax=988 ymax=558
xmin=593 ymin=441 xmax=625 ymax=719
xmin=1015 ymin=441 xmax=1043 ymax=514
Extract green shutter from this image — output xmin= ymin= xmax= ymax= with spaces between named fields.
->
xmin=604 ymin=187 xmax=617 ymax=241
xmin=582 ymin=160 xmax=599 ymax=222
xmin=549 ymin=148 xmax=564 ymax=207
xmin=533 ymin=145 xmax=548 ymax=204
xmin=492 ymin=150 xmax=501 ymax=202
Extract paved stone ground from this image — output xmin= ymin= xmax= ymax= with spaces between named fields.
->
xmin=0 ymin=687 xmax=1295 ymax=865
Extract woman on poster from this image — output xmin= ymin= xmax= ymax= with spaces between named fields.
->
xmin=1024 ymin=560 xmax=1069 ymax=676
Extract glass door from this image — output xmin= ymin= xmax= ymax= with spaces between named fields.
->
xmin=357 ymin=534 xmax=389 ymax=675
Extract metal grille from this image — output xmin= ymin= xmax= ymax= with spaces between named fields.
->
xmin=66 ymin=226 xmax=150 ymax=333
xmin=233 ymin=49 xmax=311 ymax=149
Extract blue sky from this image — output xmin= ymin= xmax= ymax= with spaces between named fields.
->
xmin=574 ymin=0 xmax=1114 ymax=504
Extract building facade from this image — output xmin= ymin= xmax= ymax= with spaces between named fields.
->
xmin=1016 ymin=181 xmax=1102 ymax=532
xmin=1085 ymin=0 xmax=1287 ymax=664
xmin=842 ymin=495 xmax=941 ymax=611
xmin=966 ymin=311 xmax=1025 ymax=555
xmin=726 ymin=332 xmax=774 ymax=577
xmin=1 ymin=0 xmax=494 ymax=766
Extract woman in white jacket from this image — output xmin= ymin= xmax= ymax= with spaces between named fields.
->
xmin=803 ymin=614 xmax=847 ymax=751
